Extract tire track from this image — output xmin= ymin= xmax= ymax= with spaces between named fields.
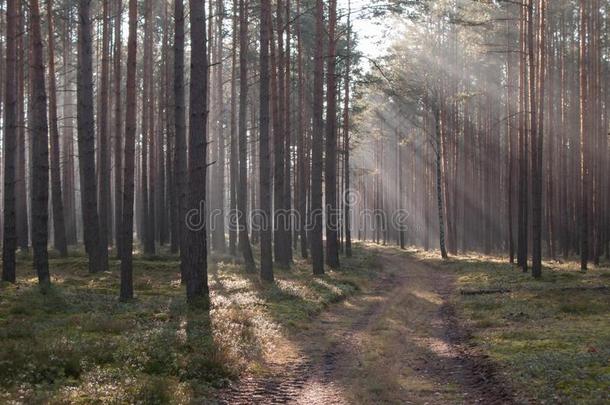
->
xmin=216 ymin=250 xmax=514 ymax=404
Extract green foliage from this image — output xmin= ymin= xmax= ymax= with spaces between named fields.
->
xmin=448 ymin=255 xmax=610 ymax=404
xmin=0 ymin=244 xmax=377 ymax=403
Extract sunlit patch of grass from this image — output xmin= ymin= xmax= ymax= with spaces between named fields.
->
xmin=0 ymin=243 xmax=379 ymax=403
xmin=426 ymin=251 xmax=610 ymax=404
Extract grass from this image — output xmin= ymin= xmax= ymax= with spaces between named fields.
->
xmin=0 ymin=243 xmax=380 ymax=404
xmin=413 ymin=251 xmax=610 ymax=404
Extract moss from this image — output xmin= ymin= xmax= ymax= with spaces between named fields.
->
xmin=0 ymin=243 xmax=377 ymax=403
xmin=433 ymin=251 xmax=610 ymax=404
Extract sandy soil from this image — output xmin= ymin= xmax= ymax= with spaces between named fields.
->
xmin=215 ymin=249 xmax=514 ymax=404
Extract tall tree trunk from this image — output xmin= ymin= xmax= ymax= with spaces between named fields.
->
xmin=532 ymin=0 xmax=546 ymax=278
xmin=120 ymin=0 xmax=138 ymax=301
xmin=296 ymin=0 xmax=308 ymax=259
xmin=29 ymin=0 xmax=50 ymax=285
xmin=259 ymin=0 xmax=274 ymax=282
xmin=77 ymin=0 xmax=108 ymax=273
xmin=238 ymin=0 xmax=256 ymax=273
xmin=185 ymin=0 xmax=209 ymax=302
xmin=114 ymin=0 xmax=123 ymax=258
xmin=16 ymin=4 xmax=27 ymax=253
xmin=271 ymin=0 xmax=288 ymax=267
xmin=174 ymin=0 xmax=187 ymax=282
xmin=228 ymin=0 xmax=239 ymax=256
xmin=310 ymin=0 xmax=325 ymax=274
xmin=98 ymin=0 xmax=111 ymax=255
xmin=284 ymin=0 xmax=293 ymax=263
xmin=62 ymin=6 xmax=77 ymax=245
xmin=2 ymin=0 xmax=18 ymax=282
xmin=579 ymin=0 xmax=589 ymax=271
xmin=212 ymin=0 xmax=226 ymax=252
xmin=433 ymin=105 xmax=448 ymax=259
xmin=517 ymin=1 xmax=528 ymax=271
xmin=45 ymin=0 xmax=67 ymax=257
xmin=142 ymin=0 xmax=155 ymax=255
xmin=343 ymin=0 xmax=352 ymax=257
xmin=325 ymin=0 xmax=339 ymax=268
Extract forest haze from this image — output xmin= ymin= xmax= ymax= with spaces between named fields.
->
xmin=0 ymin=0 xmax=609 ymax=403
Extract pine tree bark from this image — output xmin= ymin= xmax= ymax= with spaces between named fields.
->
xmin=229 ymin=0 xmax=239 ymax=256
xmin=259 ymin=0 xmax=274 ymax=282
xmin=296 ymin=0 xmax=308 ymax=259
xmin=98 ymin=0 xmax=111 ymax=254
xmin=579 ymin=0 xmax=589 ymax=271
xmin=433 ymin=104 xmax=448 ymax=259
xmin=62 ymin=8 xmax=77 ymax=245
xmin=184 ymin=0 xmax=210 ymax=302
xmin=29 ymin=0 xmax=51 ymax=285
xmin=77 ymin=0 xmax=108 ymax=273
xmin=174 ymin=0 xmax=187 ymax=282
xmin=114 ymin=0 xmax=123 ymax=258
xmin=238 ymin=0 xmax=256 ymax=273
xmin=45 ymin=0 xmax=67 ymax=257
xmin=284 ymin=0 xmax=293 ymax=263
xmin=120 ymin=0 xmax=138 ymax=301
xmin=311 ymin=0 xmax=325 ymax=274
xmin=2 ymin=0 xmax=18 ymax=282
xmin=271 ymin=0 xmax=288 ymax=267
xmin=325 ymin=0 xmax=339 ymax=268
xmin=212 ymin=0 xmax=226 ymax=252
xmin=141 ymin=0 xmax=155 ymax=255
xmin=343 ymin=0 xmax=352 ymax=257
xmin=16 ymin=4 xmax=27 ymax=253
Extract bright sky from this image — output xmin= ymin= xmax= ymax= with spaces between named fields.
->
xmin=337 ymin=0 xmax=400 ymax=71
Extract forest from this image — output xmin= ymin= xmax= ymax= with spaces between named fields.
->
xmin=0 ymin=0 xmax=609 ymax=403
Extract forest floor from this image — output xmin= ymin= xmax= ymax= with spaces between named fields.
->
xmin=0 ymin=244 xmax=609 ymax=404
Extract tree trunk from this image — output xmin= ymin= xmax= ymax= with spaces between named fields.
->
xmin=98 ymin=0 xmax=111 ymax=255
xmin=325 ymin=0 xmax=339 ymax=268
xmin=238 ymin=0 xmax=256 ymax=273
xmin=45 ymin=0 xmax=67 ymax=257
xmin=174 ymin=0 xmax=187 ymax=282
xmin=343 ymin=0 xmax=352 ymax=257
xmin=120 ymin=0 xmax=138 ymax=301
xmin=77 ymin=0 xmax=108 ymax=274
xmin=113 ymin=0 xmax=123 ymax=258
xmin=259 ymin=0 xmax=274 ymax=282
xmin=296 ymin=0 xmax=308 ymax=259
xmin=433 ymin=105 xmax=448 ymax=259
xmin=2 ymin=0 xmax=18 ymax=282
xmin=229 ymin=0 xmax=239 ymax=256
xmin=184 ymin=0 xmax=209 ymax=302
xmin=311 ymin=0 xmax=325 ymax=274
xmin=29 ymin=0 xmax=51 ymax=285
xmin=16 ymin=4 xmax=28 ymax=253
xmin=579 ymin=0 xmax=589 ymax=271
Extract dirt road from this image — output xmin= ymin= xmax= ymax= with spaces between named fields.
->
xmin=216 ymin=249 xmax=513 ymax=404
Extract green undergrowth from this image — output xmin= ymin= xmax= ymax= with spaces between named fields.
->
xmin=412 ymin=251 xmax=610 ymax=404
xmin=0 ymin=243 xmax=380 ymax=404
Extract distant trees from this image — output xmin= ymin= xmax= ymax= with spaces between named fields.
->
xmin=352 ymin=0 xmax=609 ymax=279
xmin=1 ymin=0 xmax=607 ymax=295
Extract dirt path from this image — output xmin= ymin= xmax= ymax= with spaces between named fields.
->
xmin=216 ymin=249 xmax=513 ymax=404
